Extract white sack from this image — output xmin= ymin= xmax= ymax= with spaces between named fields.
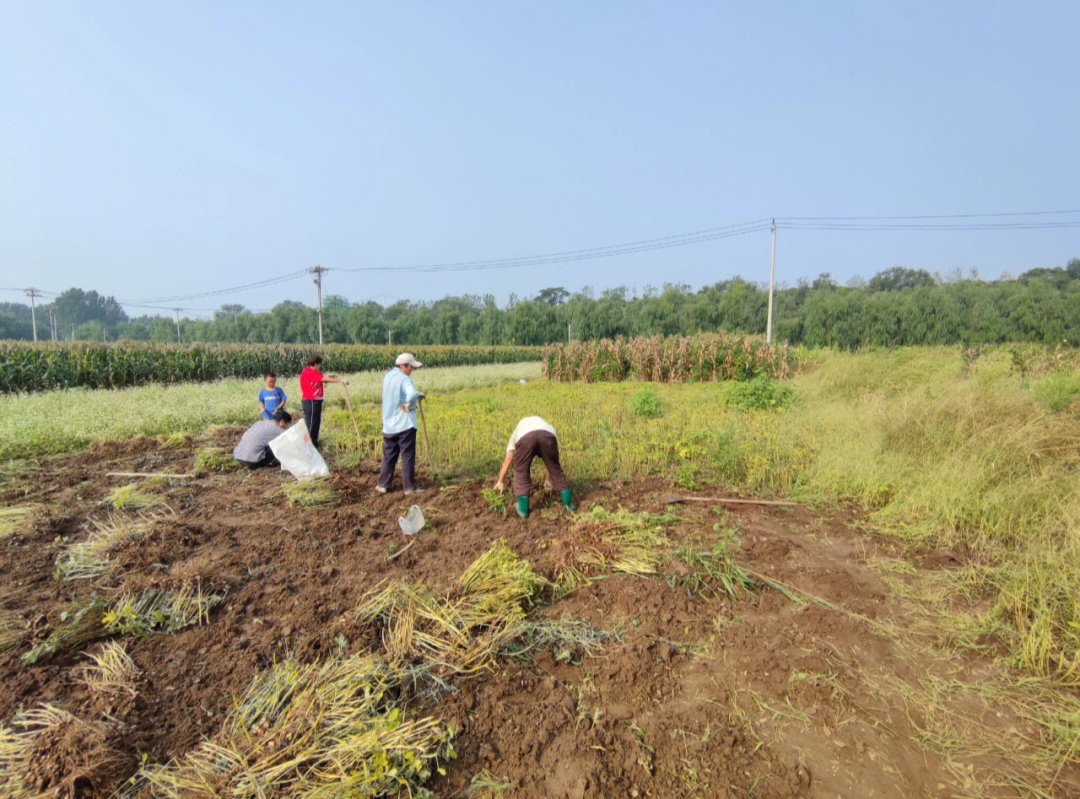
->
xmin=268 ymin=420 xmax=329 ymax=481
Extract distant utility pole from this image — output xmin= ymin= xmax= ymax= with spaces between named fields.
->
xmin=173 ymin=309 xmax=182 ymax=343
xmin=310 ymin=265 xmax=327 ymax=346
xmin=25 ymin=288 xmax=41 ymax=342
xmin=766 ymin=219 xmax=777 ymax=345
xmin=388 ymin=329 xmax=393 ymax=347
xmin=48 ymin=308 xmax=56 ymax=342
xmin=568 ymin=322 xmax=571 ymax=344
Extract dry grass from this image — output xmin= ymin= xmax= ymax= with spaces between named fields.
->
xmin=0 ymin=612 xmax=22 ymax=652
xmin=76 ymin=641 xmax=140 ymax=701
xmin=103 ymin=484 xmax=162 ymax=511
xmin=280 ymin=478 xmax=339 ymax=507
xmin=131 ymin=655 xmax=454 ymax=798
xmin=192 ymin=447 xmax=238 ymax=474
xmin=356 ymin=540 xmax=548 ymax=676
xmin=0 ymin=505 xmax=35 ymax=540
xmin=0 ymin=704 xmax=124 ymax=798
xmin=54 ymin=513 xmax=155 ymax=581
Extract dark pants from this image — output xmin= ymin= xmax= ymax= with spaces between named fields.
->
xmin=378 ymin=428 xmax=417 ymax=491
xmin=302 ymin=399 xmax=323 ymax=448
xmin=512 ymin=431 xmax=570 ymax=497
xmin=236 ymin=446 xmax=279 ymax=470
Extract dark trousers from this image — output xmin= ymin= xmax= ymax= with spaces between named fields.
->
xmin=301 ymin=399 xmax=323 ymax=448
xmin=237 ymin=446 xmax=279 ymax=470
xmin=378 ymin=428 xmax=417 ymax=491
xmin=512 ymin=431 xmax=570 ymax=497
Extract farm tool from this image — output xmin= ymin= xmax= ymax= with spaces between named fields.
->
xmin=339 ymin=383 xmax=364 ymax=452
xmin=417 ymin=396 xmax=432 ymax=462
xmin=659 ymin=492 xmax=801 ymax=507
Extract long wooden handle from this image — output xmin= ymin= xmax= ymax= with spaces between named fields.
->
xmin=417 ymin=399 xmax=432 ymax=462
xmin=340 ymin=386 xmax=363 ymax=451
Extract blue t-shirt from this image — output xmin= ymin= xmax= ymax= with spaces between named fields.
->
xmin=259 ymin=387 xmax=287 ymax=419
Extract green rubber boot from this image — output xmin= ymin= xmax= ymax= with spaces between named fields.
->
xmin=560 ymin=489 xmax=574 ymax=511
xmin=516 ymin=495 xmax=530 ymax=518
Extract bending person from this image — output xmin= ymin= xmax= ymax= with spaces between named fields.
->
xmin=233 ymin=409 xmax=292 ymax=469
xmin=494 ymin=416 xmax=573 ymax=518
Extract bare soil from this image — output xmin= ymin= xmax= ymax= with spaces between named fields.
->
xmin=0 ymin=430 xmax=1074 ymax=798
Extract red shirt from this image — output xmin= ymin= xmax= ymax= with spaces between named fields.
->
xmin=299 ymin=366 xmax=324 ymax=400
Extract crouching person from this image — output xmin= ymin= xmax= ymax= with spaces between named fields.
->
xmin=233 ymin=409 xmax=292 ymax=469
xmin=494 ymin=416 xmax=573 ymax=518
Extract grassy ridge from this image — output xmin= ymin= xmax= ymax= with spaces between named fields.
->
xmin=0 ymin=341 xmax=541 ymax=393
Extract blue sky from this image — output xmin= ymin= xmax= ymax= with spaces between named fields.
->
xmin=2 ymin=1 xmax=1077 ymax=316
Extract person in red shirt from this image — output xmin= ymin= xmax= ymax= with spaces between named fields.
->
xmin=298 ymin=354 xmax=345 ymax=448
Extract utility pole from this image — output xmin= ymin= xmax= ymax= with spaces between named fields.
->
xmin=310 ymin=265 xmax=327 ymax=346
xmin=568 ymin=322 xmax=571 ymax=344
xmin=25 ymin=288 xmax=40 ymax=342
xmin=48 ymin=308 xmax=56 ymax=342
xmin=388 ymin=329 xmax=393 ymax=347
xmin=766 ymin=219 xmax=777 ymax=345
xmin=173 ymin=309 xmax=182 ymax=343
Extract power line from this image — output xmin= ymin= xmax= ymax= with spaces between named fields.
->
xmin=333 ymin=218 xmax=771 ymax=274
xmin=779 ymin=209 xmax=1080 ymax=221
xmin=116 ymin=269 xmax=311 ymax=304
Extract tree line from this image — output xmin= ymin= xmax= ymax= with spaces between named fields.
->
xmin=3 ymin=259 xmax=1078 ymax=348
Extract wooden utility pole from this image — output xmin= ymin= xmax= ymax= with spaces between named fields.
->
xmin=173 ymin=309 xmax=182 ymax=343
xmin=25 ymin=288 xmax=40 ymax=342
xmin=310 ymin=265 xmax=327 ymax=346
xmin=49 ymin=308 xmax=56 ymax=341
xmin=766 ymin=219 xmax=777 ymax=344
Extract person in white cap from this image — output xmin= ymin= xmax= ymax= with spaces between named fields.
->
xmin=377 ymin=352 xmax=424 ymax=493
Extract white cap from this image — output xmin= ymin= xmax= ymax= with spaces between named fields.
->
xmin=395 ymin=352 xmax=423 ymax=368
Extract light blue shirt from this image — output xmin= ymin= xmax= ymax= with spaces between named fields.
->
xmin=381 ymin=367 xmax=420 ymax=435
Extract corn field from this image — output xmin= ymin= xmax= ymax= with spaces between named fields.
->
xmin=542 ymin=333 xmax=796 ymax=383
xmin=0 ymin=341 xmax=541 ymax=393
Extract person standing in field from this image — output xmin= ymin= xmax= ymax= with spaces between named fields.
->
xmin=258 ymin=372 xmax=287 ymax=420
xmin=233 ymin=409 xmax=292 ymax=469
xmin=494 ymin=416 xmax=573 ymax=518
xmin=298 ymin=355 xmax=345 ymax=449
xmin=377 ymin=353 xmax=424 ymax=494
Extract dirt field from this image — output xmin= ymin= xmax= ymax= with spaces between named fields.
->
xmin=1 ymin=429 xmax=1075 ymax=798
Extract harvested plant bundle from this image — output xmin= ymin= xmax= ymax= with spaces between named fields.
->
xmin=192 ymin=447 xmax=238 ymax=474
xmin=76 ymin=641 xmax=140 ymax=701
xmin=22 ymin=584 xmax=221 ymax=665
xmin=356 ymin=540 xmax=548 ymax=675
xmin=131 ymin=655 xmax=455 ymax=799
xmin=54 ymin=513 xmax=155 ymax=581
xmin=281 ymin=478 xmax=340 ymax=507
xmin=0 ymin=612 xmax=21 ymax=651
xmin=542 ymin=333 xmax=796 ymax=383
xmin=0 ymin=704 xmax=124 ymax=798
xmin=0 ymin=505 xmax=35 ymax=540
xmin=104 ymin=484 xmax=162 ymax=511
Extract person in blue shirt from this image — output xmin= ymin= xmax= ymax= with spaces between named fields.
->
xmin=258 ymin=373 xmax=287 ymax=420
xmin=377 ymin=353 xmax=424 ymax=494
